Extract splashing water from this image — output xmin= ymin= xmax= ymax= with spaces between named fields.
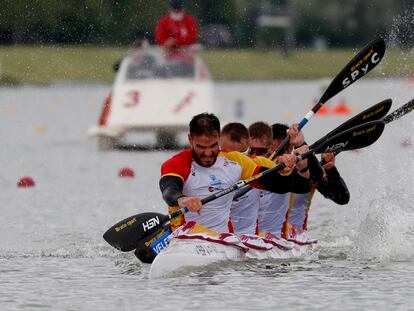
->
xmin=386 ymin=10 xmax=414 ymax=80
xmin=388 ymin=10 xmax=414 ymax=49
xmin=353 ymin=190 xmax=414 ymax=262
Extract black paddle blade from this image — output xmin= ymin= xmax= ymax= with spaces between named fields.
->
xmin=312 ymin=120 xmax=385 ymax=154
xmin=103 ymin=212 xmax=169 ymax=252
xmin=311 ymin=99 xmax=392 ymax=148
xmin=320 ymin=38 xmax=386 ymax=104
xmin=383 ymin=98 xmax=414 ymax=124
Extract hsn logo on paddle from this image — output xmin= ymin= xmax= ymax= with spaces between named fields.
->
xmin=142 ymin=216 xmax=160 ymax=232
xmin=324 ymin=141 xmax=349 ymax=152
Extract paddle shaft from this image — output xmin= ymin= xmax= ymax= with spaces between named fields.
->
xmin=383 ymin=98 xmax=414 ymax=124
xmin=268 ymin=38 xmax=385 ymax=161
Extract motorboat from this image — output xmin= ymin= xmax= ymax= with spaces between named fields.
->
xmin=89 ymin=46 xmax=215 ymax=150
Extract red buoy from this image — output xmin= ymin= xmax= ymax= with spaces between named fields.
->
xmin=400 ymin=138 xmax=412 ymax=148
xmin=17 ymin=176 xmax=35 ymax=188
xmin=406 ymin=75 xmax=414 ymax=86
xmin=118 ymin=167 xmax=135 ymax=177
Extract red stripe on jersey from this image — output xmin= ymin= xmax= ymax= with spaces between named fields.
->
xmin=161 ymin=148 xmax=193 ymax=181
xmin=250 ymin=165 xmax=263 ymax=189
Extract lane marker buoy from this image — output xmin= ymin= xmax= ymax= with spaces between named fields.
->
xmin=400 ymin=138 xmax=412 ymax=148
xmin=118 ymin=167 xmax=135 ymax=177
xmin=17 ymin=176 xmax=35 ymax=188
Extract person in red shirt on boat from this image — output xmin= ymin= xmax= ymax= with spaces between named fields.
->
xmin=155 ymin=0 xmax=198 ymax=49
xmin=159 ymin=113 xmax=311 ymax=234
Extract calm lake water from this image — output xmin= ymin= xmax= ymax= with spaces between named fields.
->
xmin=0 ymin=81 xmax=413 ymax=310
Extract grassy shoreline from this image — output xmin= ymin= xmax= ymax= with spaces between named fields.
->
xmin=1 ymin=45 xmax=413 ymax=85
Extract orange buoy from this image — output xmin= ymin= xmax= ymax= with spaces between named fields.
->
xmin=17 ymin=176 xmax=35 ymax=188
xmin=118 ymin=167 xmax=135 ymax=177
xmin=315 ymin=104 xmax=330 ymax=115
xmin=332 ymin=101 xmax=352 ymax=115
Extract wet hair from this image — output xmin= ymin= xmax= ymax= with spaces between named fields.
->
xmin=271 ymin=123 xmax=289 ymax=140
xmin=248 ymin=121 xmax=272 ymax=141
xmin=221 ymin=122 xmax=249 ymax=143
xmin=170 ymin=0 xmax=184 ymax=9
xmin=189 ymin=113 xmax=220 ymax=136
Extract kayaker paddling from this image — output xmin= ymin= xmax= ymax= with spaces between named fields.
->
xmin=159 ymin=113 xmax=310 ymax=233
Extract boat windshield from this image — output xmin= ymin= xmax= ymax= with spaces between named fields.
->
xmin=125 ymin=47 xmax=199 ymax=80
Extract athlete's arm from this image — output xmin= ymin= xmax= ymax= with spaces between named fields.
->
xmin=291 ymin=170 xmax=311 ymax=193
xmin=159 ymin=175 xmax=184 ymax=206
xmin=307 ymin=154 xmax=324 ymax=182
xmin=160 ymin=149 xmax=194 ymax=207
xmin=317 ymin=167 xmax=350 ymax=205
xmin=254 ymin=166 xmax=294 ymax=193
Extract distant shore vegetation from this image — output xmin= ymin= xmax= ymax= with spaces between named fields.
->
xmin=0 ymin=45 xmax=413 ymax=85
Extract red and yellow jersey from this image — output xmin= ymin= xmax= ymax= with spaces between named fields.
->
xmin=161 ymin=149 xmax=277 ymax=232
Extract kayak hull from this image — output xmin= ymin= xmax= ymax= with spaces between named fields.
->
xmin=149 ymin=237 xmax=314 ymax=279
xmin=149 ymin=238 xmax=245 ymax=279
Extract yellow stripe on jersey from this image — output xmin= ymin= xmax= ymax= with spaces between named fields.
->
xmin=219 ymin=151 xmax=276 ymax=180
xmin=303 ymin=186 xmax=317 ymax=230
xmin=252 ymin=155 xmax=293 ymax=176
xmin=160 ymin=173 xmax=185 ymax=181
xmin=251 ymin=155 xmax=279 ymax=168
xmin=187 ymin=223 xmax=221 ymax=237
xmin=168 ymin=206 xmax=185 ymax=230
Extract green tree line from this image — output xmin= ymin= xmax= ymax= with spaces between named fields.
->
xmin=0 ymin=0 xmax=413 ymax=47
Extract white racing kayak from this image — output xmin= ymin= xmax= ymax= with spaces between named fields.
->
xmin=149 ymin=222 xmax=316 ymax=279
xmin=149 ymin=238 xmax=245 ymax=279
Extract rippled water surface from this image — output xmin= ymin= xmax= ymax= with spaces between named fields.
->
xmin=1 ymin=82 xmax=413 ymax=310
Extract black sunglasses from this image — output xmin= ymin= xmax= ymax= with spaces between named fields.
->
xmin=248 ymin=147 xmax=269 ymax=156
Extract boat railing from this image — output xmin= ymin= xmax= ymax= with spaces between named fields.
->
xmin=120 ymin=46 xmax=210 ymax=82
